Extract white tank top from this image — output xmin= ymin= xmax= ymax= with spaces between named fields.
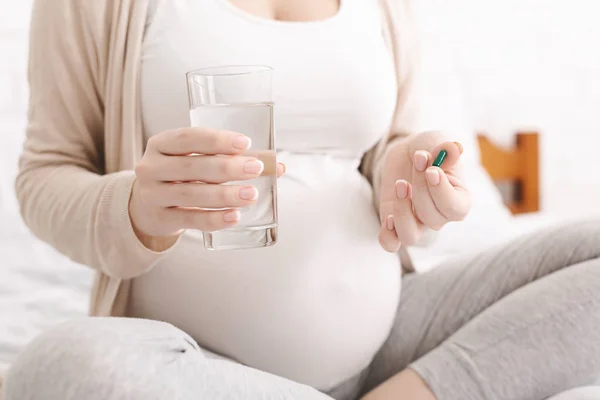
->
xmin=131 ymin=0 xmax=401 ymax=390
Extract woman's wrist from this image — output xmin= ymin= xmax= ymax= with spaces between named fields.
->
xmin=130 ymin=219 xmax=182 ymax=252
xmin=128 ymin=179 xmax=182 ymax=253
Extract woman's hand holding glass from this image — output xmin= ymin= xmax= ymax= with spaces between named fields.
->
xmin=129 ymin=127 xmax=285 ymax=245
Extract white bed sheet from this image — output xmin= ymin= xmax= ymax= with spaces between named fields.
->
xmin=0 ymin=213 xmax=93 ymax=371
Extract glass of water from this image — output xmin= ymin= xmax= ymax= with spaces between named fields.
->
xmin=186 ymin=65 xmax=278 ymax=250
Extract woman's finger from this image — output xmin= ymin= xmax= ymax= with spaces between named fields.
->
xmin=378 ymin=187 xmax=401 ymax=252
xmin=163 ymin=207 xmax=241 ymax=232
xmin=392 ymin=180 xmax=422 ymax=245
xmin=138 ymin=155 xmax=264 ymax=183
xmin=425 ymin=167 xmax=471 ymax=221
xmin=149 ymin=182 xmax=258 ymax=209
xmin=411 ymin=150 xmax=447 ymax=230
xmin=149 ymin=127 xmax=251 ymax=156
xmin=378 ymin=214 xmax=401 ymax=253
xmin=378 ymin=181 xmax=406 ymax=252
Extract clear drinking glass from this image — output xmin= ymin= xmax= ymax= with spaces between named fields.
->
xmin=186 ymin=65 xmax=278 ymax=250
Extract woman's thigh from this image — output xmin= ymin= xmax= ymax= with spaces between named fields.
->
xmin=3 ymin=317 xmax=331 ymax=400
xmin=363 ymin=218 xmax=600 ymax=394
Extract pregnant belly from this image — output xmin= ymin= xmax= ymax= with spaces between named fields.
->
xmin=129 ymin=156 xmax=401 ymax=390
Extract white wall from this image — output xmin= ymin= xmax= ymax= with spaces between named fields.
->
xmin=0 ymin=0 xmax=31 ymax=217
xmin=1 ymin=0 xmax=599 ymax=216
xmin=414 ymin=0 xmax=600 ymax=215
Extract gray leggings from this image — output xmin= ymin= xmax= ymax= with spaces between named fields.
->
xmin=4 ymin=220 xmax=600 ymax=400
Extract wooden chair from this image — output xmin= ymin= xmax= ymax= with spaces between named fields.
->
xmin=477 ymin=132 xmax=540 ymax=214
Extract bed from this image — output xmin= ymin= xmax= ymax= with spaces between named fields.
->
xmin=0 ymin=131 xmax=553 ymax=375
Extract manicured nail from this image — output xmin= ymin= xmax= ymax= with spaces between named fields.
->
xmin=239 ymin=187 xmax=258 ymax=200
xmin=243 ymin=159 xmax=264 ymax=174
xmin=454 ymin=142 xmax=463 ymax=154
xmin=386 ymin=215 xmax=395 ymax=231
xmin=396 ymin=180 xmax=408 ymax=199
xmin=232 ymin=135 xmax=251 ymax=150
xmin=426 ymin=168 xmax=441 ymax=186
xmin=223 ymin=210 xmax=241 ymax=222
xmin=432 ymin=150 xmax=447 ymax=168
xmin=414 ymin=151 xmax=428 ymax=172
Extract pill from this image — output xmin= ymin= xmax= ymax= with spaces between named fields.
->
xmin=432 ymin=149 xmax=447 ymax=167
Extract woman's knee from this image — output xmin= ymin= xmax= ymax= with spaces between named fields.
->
xmin=4 ymin=318 xmax=332 ymax=400
xmin=547 ymin=386 xmax=600 ymax=400
xmin=515 ymin=219 xmax=600 ymax=269
xmin=4 ymin=318 xmax=200 ymax=400
xmin=554 ymin=219 xmax=600 ymax=263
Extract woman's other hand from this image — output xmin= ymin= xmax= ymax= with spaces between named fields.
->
xmin=378 ymin=131 xmax=471 ymax=253
xmin=129 ymin=127 xmax=285 ymax=249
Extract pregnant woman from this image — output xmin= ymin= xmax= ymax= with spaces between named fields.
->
xmin=4 ymin=0 xmax=600 ymax=399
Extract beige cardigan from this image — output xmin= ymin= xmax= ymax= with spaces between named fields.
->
xmin=17 ymin=0 xmax=421 ymax=317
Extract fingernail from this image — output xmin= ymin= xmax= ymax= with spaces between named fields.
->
xmin=396 ymin=180 xmax=408 ymax=200
xmin=243 ymin=159 xmax=264 ymax=174
xmin=278 ymin=162 xmax=286 ymax=175
xmin=232 ymin=135 xmax=251 ymax=150
xmin=426 ymin=168 xmax=441 ymax=186
xmin=223 ymin=210 xmax=241 ymax=222
xmin=454 ymin=142 xmax=464 ymax=154
xmin=386 ymin=215 xmax=394 ymax=231
xmin=414 ymin=151 xmax=428 ymax=172
xmin=239 ymin=187 xmax=258 ymax=200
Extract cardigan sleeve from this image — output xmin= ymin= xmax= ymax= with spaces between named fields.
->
xmin=359 ymin=0 xmax=423 ymax=210
xmin=16 ymin=0 xmax=174 ymax=280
